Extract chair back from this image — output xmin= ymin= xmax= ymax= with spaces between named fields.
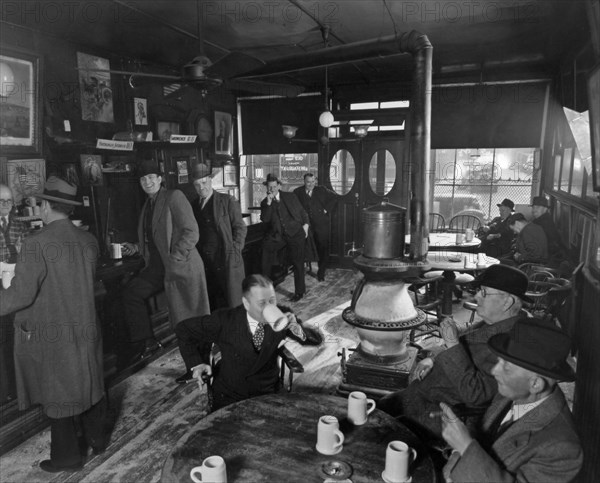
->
xmin=429 ymin=213 xmax=446 ymax=233
xmin=448 ymin=214 xmax=482 ymax=233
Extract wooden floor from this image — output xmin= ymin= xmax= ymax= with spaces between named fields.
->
xmin=0 ymin=268 xmax=575 ymax=482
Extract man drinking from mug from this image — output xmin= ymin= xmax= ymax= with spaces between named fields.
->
xmin=175 ymin=274 xmax=322 ymax=411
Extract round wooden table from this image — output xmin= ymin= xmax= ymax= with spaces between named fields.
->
xmin=161 ymin=392 xmax=436 ymax=483
xmin=405 ymin=233 xmax=481 ymax=252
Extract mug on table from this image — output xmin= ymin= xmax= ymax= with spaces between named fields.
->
xmin=316 ymin=415 xmax=344 ymax=455
xmin=190 ymin=455 xmax=227 ymax=483
xmin=347 ymin=391 xmax=376 ymax=425
xmin=383 ymin=440 xmax=417 ymax=483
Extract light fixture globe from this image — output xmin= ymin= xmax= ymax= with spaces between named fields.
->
xmin=319 ymin=110 xmax=334 ymax=128
xmin=282 ymin=125 xmax=298 ymax=139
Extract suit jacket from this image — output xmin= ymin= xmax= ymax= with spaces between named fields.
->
xmin=138 ymin=188 xmax=209 ymax=325
xmin=260 ymin=191 xmax=309 ymax=239
xmin=533 ymin=212 xmax=567 ymax=263
xmin=0 ymin=215 xmax=28 ymax=262
xmin=445 ymin=386 xmax=583 ymax=483
xmin=516 ymin=222 xmax=548 ymax=264
xmin=193 ymin=191 xmax=247 ymax=306
xmin=480 ymin=215 xmax=514 ymax=256
xmin=293 ymin=185 xmax=337 ymax=236
xmin=190 ymin=306 xmax=322 ymax=404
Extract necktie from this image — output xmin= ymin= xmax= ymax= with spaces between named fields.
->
xmin=495 ymin=409 xmax=514 ymax=438
xmin=201 ymin=197 xmax=207 ymax=209
xmin=0 ymin=217 xmax=6 ymax=232
xmin=307 ymin=190 xmax=312 ymax=197
xmin=252 ymin=323 xmax=265 ymax=351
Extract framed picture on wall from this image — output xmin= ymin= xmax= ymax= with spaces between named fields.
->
xmin=134 ymin=97 xmax=148 ymax=126
xmin=77 ymin=52 xmax=114 ymax=123
xmin=80 ymin=154 xmax=103 ymax=186
xmin=223 ymin=164 xmax=238 ymax=186
xmin=214 ymin=111 xmax=233 ymax=157
xmin=587 ymin=63 xmax=600 ymax=192
xmin=157 ymin=121 xmax=181 ymax=141
xmin=0 ymin=47 xmax=42 ymax=154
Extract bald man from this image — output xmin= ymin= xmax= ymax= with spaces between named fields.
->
xmin=0 ymin=184 xmax=28 ymax=263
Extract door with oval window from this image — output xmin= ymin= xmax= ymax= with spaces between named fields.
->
xmin=322 ymin=138 xmax=405 ymax=267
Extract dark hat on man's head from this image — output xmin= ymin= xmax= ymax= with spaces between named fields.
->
xmin=137 ymin=159 xmax=162 ymax=178
xmin=497 ymin=198 xmax=515 ymax=210
xmin=191 ymin=164 xmax=212 ymax=181
xmin=37 ymin=176 xmax=81 ymax=206
xmin=488 ymin=317 xmax=575 ymax=382
xmin=475 ymin=264 xmax=532 ymax=303
xmin=531 ymin=196 xmax=549 ymax=208
xmin=262 ymin=173 xmax=281 ymax=186
xmin=507 ymin=212 xmax=527 ymax=225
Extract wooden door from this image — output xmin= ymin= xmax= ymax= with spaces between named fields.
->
xmin=322 ymin=137 xmax=405 ymax=267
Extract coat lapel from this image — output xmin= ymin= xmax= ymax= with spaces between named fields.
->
xmin=152 ymin=189 xmax=168 ymax=239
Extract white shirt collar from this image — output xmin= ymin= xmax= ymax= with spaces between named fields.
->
xmin=502 ymin=394 xmax=551 ymax=424
xmin=247 ymin=312 xmax=260 ymax=335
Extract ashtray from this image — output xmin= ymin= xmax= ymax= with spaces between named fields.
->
xmin=318 ymin=460 xmax=353 ymax=480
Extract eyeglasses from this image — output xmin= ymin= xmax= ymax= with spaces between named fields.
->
xmin=478 ymin=287 xmax=504 ymax=298
xmin=0 ymin=199 xmax=14 ymax=206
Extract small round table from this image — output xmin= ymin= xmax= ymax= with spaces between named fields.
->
xmin=161 ymin=392 xmax=436 ymax=483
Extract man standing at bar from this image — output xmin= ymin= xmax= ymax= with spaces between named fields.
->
xmin=122 ymin=159 xmax=209 ymax=362
xmin=0 ymin=176 xmax=106 ymax=472
xmin=293 ymin=173 xmax=337 ymax=281
xmin=260 ymin=174 xmax=309 ymax=302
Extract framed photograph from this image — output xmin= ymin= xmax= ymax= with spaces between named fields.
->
xmin=0 ymin=47 xmax=42 ymax=154
xmin=157 ymin=121 xmax=180 ymax=141
xmin=2 ymin=158 xmax=45 ymax=204
xmin=214 ymin=111 xmax=233 ymax=157
xmin=587 ymin=63 xmax=600 ymax=192
xmin=134 ymin=97 xmax=148 ymax=126
xmin=77 ymin=52 xmax=114 ymax=123
xmin=80 ymin=154 xmax=104 ymax=186
xmin=223 ymin=164 xmax=238 ymax=186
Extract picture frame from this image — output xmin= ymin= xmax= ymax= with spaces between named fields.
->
xmin=80 ymin=154 xmax=104 ymax=186
xmin=2 ymin=158 xmax=46 ymax=204
xmin=223 ymin=164 xmax=238 ymax=187
xmin=587 ymin=63 xmax=600 ymax=192
xmin=157 ymin=121 xmax=181 ymax=141
xmin=214 ymin=111 xmax=233 ymax=157
xmin=77 ymin=52 xmax=114 ymax=123
xmin=134 ymin=97 xmax=148 ymax=126
xmin=0 ymin=47 xmax=42 ymax=154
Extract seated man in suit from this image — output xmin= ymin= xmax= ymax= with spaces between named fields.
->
xmin=501 ymin=212 xmax=548 ymax=266
xmin=175 ymin=274 xmax=322 ymax=411
xmin=478 ymin=198 xmax=515 ymax=258
xmin=531 ymin=195 xmax=568 ymax=268
xmin=440 ymin=318 xmax=582 ymax=483
xmin=378 ymin=265 xmax=530 ymax=438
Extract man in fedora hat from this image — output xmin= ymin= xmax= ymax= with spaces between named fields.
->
xmin=440 ymin=318 xmax=582 ymax=482
xmin=503 ymin=212 xmax=548 ymax=265
xmin=379 ymin=264 xmax=531 ymax=438
xmin=478 ymin=198 xmax=515 ymax=257
xmin=121 ymin=160 xmax=210 ymax=363
xmin=0 ymin=176 xmax=106 ymax=472
xmin=531 ymin=195 xmax=567 ymax=268
xmin=260 ymin=173 xmax=309 ymax=302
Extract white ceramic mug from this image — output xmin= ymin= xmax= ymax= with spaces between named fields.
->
xmin=71 ymin=219 xmax=83 ymax=227
xmin=316 ymin=415 xmax=345 ymax=455
xmin=455 ymin=233 xmax=465 ymax=245
xmin=190 ymin=455 xmax=227 ymax=483
xmin=383 ymin=441 xmax=417 ymax=483
xmin=347 ymin=391 xmax=376 ymax=425
xmin=465 ymin=228 xmax=474 ymax=242
xmin=262 ymin=304 xmax=289 ymax=332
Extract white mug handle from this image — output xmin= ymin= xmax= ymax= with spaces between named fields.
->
xmin=190 ymin=467 xmax=204 ymax=483
xmin=411 ymin=448 xmax=418 ymax=463
xmin=366 ymin=398 xmax=376 ymax=416
xmin=332 ymin=429 xmax=345 ymax=451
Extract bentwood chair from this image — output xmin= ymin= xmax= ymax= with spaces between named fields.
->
xmin=429 ymin=213 xmax=446 ymax=233
xmin=408 ymin=274 xmax=444 ymax=343
xmin=448 ymin=214 xmax=482 ymax=233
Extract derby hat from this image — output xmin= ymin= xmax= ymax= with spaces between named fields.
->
xmin=262 ymin=173 xmax=281 ymax=186
xmin=531 ymin=196 xmax=549 ymax=208
xmin=37 ymin=176 xmax=81 ymax=206
xmin=191 ymin=163 xmax=212 ymax=181
xmin=137 ymin=159 xmax=162 ymax=178
xmin=497 ymin=198 xmax=515 ymax=210
xmin=475 ymin=264 xmax=532 ymax=303
xmin=488 ymin=317 xmax=575 ymax=381
xmin=507 ymin=212 xmax=527 ymax=225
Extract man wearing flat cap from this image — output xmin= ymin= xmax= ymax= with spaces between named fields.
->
xmin=531 ymin=195 xmax=567 ymax=267
xmin=504 ymin=212 xmax=548 ymax=265
xmin=260 ymin=173 xmax=309 ymax=302
xmin=478 ymin=198 xmax=515 ymax=257
xmin=379 ymin=264 xmax=530 ymax=438
xmin=441 ymin=318 xmax=582 ymax=482
xmin=0 ymin=176 xmax=106 ymax=472
xmin=121 ymin=160 xmax=209 ymax=363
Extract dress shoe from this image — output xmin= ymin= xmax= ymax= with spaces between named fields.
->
xmin=288 ymin=293 xmax=304 ymax=302
xmin=136 ymin=339 xmax=162 ymax=361
xmin=175 ymin=370 xmax=195 ymax=384
xmin=39 ymin=460 xmax=83 ymax=473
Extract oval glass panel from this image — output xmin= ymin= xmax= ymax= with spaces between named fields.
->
xmin=368 ymin=149 xmax=396 ymax=196
xmin=329 ymin=149 xmax=356 ymax=195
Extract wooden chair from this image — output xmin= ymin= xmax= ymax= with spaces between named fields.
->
xmin=408 ymin=274 xmax=444 ymax=343
xmin=448 ymin=214 xmax=482 ymax=233
xmin=518 ymin=263 xmax=561 ymax=279
xmin=429 ymin=213 xmax=446 ymax=233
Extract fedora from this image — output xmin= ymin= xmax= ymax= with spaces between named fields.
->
xmin=191 ymin=163 xmax=212 ymax=181
xmin=262 ymin=173 xmax=281 ymax=186
xmin=496 ymin=198 xmax=515 ymax=210
xmin=531 ymin=196 xmax=549 ymax=208
xmin=507 ymin=213 xmax=527 ymax=225
xmin=475 ymin=264 xmax=532 ymax=303
xmin=488 ymin=317 xmax=575 ymax=381
xmin=37 ymin=176 xmax=81 ymax=206
xmin=137 ymin=159 xmax=162 ymax=178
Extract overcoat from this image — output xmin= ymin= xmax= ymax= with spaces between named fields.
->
xmin=192 ymin=191 xmax=246 ymax=307
xmin=138 ymin=188 xmax=209 ymax=325
xmin=0 ymin=219 xmax=104 ymax=418
xmin=444 ymin=386 xmax=583 ymax=482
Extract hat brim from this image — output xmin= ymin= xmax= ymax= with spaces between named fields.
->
xmin=488 ymin=333 xmax=575 ymax=382
xmin=37 ymin=193 xmax=82 ymax=206
xmin=473 ymin=277 xmax=534 ymax=304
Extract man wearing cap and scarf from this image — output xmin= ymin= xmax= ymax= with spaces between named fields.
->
xmin=190 ymin=164 xmax=246 ymax=310
xmin=531 ymin=195 xmax=567 ymax=267
xmin=478 ymin=198 xmax=515 ymax=257
xmin=440 ymin=318 xmax=582 ymax=482
xmin=379 ymin=265 xmax=530 ymax=439
xmin=121 ymin=160 xmax=209 ymax=362
xmin=0 ymin=176 xmax=106 ymax=472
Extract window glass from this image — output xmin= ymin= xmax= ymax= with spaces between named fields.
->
xmin=368 ymin=149 xmax=396 ymax=196
xmin=560 ymin=148 xmax=572 ymax=192
xmin=330 ymin=149 xmax=356 ymax=195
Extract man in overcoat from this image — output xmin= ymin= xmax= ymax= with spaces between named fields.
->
xmin=293 ymin=173 xmax=337 ymax=281
xmin=260 ymin=174 xmax=309 ymax=301
xmin=440 ymin=318 xmax=582 ymax=482
xmin=531 ymin=195 xmax=567 ymax=267
xmin=0 ymin=176 xmax=105 ymax=472
xmin=122 ymin=160 xmax=209 ymax=361
xmin=503 ymin=212 xmax=548 ymax=265
xmin=175 ymin=274 xmax=322 ymax=410
xmin=478 ymin=198 xmax=515 ymax=258
xmin=378 ymin=265 xmax=530 ymax=438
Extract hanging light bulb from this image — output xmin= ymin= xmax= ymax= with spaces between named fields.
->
xmin=319 ymin=110 xmax=334 ymax=128
xmin=319 ymin=27 xmax=334 ymax=129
